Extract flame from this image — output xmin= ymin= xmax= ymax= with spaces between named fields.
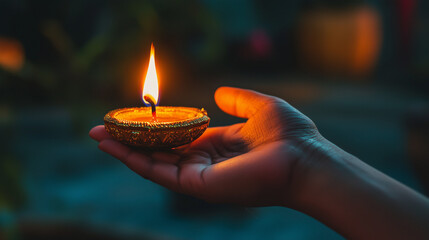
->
xmin=142 ymin=43 xmax=159 ymax=105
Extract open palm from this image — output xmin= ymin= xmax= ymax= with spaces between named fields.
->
xmin=90 ymin=87 xmax=319 ymax=206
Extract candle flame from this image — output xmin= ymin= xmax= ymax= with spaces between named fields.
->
xmin=142 ymin=43 xmax=159 ymax=105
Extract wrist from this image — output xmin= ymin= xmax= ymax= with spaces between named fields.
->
xmin=284 ymin=135 xmax=429 ymax=239
xmin=284 ymin=134 xmax=357 ymax=209
xmin=283 ymin=135 xmax=366 ymax=236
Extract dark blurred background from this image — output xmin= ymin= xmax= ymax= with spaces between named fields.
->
xmin=1 ymin=0 xmax=429 ymax=239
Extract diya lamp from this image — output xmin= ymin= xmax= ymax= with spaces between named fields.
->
xmin=104 ymin=44 xmax=210 ymax=148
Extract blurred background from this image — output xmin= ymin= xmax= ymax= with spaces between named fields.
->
xmin=1 ymin=0 xmax=429 ymax=239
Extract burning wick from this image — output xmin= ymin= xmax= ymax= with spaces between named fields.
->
xmin=144 ymin=94 xmax=157 ymax=121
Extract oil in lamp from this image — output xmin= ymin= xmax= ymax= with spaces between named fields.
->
xmin=104 ymin=44 xmax=210 ymax=148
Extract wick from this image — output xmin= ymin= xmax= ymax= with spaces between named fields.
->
xmin=144 ymin=94 xmax=157 ymax=121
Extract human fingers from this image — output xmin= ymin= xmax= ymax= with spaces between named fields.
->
xmin=186 ymin=125 xmax=241 ymax=149
xmin=170 ymin=127 xmax=226 ymax=154
xmin=214 ymin=86 xmax=282 ymax=119
xmin=98 ymin=139 xmax=182 ymax=192
xmin=173 ymin=124 xmax=246 ymax=158
xmin=89 ymin=125 xmax=112 ymax=142
xmin=151 ymin=152 xmax=181 ymax=165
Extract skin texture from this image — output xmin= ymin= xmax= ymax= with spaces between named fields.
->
xmin=90 ymin=86 xmax=429 ymax=239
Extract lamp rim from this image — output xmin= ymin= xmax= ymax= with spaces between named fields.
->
xmin=104 ymin=106 xmax=209 ymax=130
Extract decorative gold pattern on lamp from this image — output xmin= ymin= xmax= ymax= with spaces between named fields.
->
xmin=104 ymin=107 xmax=210 ymax=148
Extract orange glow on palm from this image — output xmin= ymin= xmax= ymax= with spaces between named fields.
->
xmin=142 ymin=43 xmax=159 ymax=105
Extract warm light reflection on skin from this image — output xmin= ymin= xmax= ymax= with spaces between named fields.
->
xmin=142 ymin=43 xmax=159 ymax=105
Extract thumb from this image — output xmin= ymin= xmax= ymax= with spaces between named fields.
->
xmin=214 ymin=86 xmax=279 ymax=119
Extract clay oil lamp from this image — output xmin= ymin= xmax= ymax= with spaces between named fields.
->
xmin=104 ymin=44 xmax=210 ymax=148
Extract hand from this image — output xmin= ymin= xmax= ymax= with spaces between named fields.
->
xmin=91 ymin=87 xmax=429 ymax=239
xmin=89 ymin=87 xmax=321 ymax=206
